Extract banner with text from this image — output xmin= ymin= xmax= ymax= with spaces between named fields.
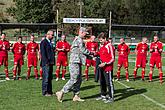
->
xmin=63 ymin=18 xmax=106 ymax=24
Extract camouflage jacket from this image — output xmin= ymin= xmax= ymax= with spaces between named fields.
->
xmin=69 ymin=36 xmax=91 ymax=65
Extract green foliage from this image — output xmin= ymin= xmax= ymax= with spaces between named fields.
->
xmin=6 ymin=0 xmax=54 ymax=23
xmin=139 ymin=0 xmax=165 ymax=25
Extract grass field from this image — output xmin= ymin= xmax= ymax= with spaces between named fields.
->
xmin=1 ymin=52 xmax=165 ymax=110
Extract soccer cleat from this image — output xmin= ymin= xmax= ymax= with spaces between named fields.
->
xmin=62 ymin=77 xmax=65 ymax=81
xmin=55 ymin=78 xmax=59 ymax=81
xmin=35 ymin=77 xmax=39 ymax=80
xmin=26 ymin=77 xmax=30 ymax=80
xmin=56 ymin=91 xmax=63 ymax=103
xmin=141 ymin=79 xmax=145 ymax=81
xmin=18 ymin=77 xmax=22 ymax=80
xmin=148 ymin=80 xmax=152 ymax=82
xmin=73 ymin=95 xmax=85 ymax=102
xmin=5 ymin=77 xmax=10 ymax=81
xmin=13 ymin=76 xmax=16 ymax=80
xmin=39 ymin=77 xmax=42 ymax=80
xmin=126 ymin=79 xmax=129 ymax=82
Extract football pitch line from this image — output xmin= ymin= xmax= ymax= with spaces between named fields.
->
xmin=117 ymin=81 xmax=165 ymax=109
xmin=0 ymin=80 xmax=6 ymax=83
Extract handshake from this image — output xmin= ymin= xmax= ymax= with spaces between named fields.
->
xmin=90 ymin=51 xmax=98 ymax=56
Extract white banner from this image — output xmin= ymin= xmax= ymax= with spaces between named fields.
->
xmin=63 ymin=18 xmax=106 ymax=24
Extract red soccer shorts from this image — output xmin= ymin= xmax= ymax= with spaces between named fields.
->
xmin=0 ymin=56 xmax=8 ymax=66
xmin=136 ymin=55 xmax=147 ymax=68
xmin=28 ymin=55 xmax=38 ymax=67
xmin=117 ymin=56 xmax=128 ymax=68
xmin=150 ymin=56 xmax=162 ymax=68
xmin=86 ymin=59 xmax=96 ymax=67
xmin=56 ymin=55 xmax=68 ymax=66
xmin=14 ymin=55 xmax=24 ymax=66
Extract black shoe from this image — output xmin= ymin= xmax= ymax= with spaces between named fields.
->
xmin=141 ymin=79 xmax=145 ymax=81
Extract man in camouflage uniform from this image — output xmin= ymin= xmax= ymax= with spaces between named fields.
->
xmin=56 ymin=27 xmax=93 ymax=102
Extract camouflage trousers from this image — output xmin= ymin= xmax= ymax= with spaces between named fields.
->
xmin=61 ymin=63 xmax=82 ymax=95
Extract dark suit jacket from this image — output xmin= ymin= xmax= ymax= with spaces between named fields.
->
xmin=40 ymin=39 xmax=55 ymax=67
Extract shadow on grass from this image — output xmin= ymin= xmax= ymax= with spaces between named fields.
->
xmin=80 ymin=84 xmax=99 ymax=91
xmin=62 ymin=84 xmax=99 ymax=102
xmin=114 ymin=88 xmax=147 ymax=101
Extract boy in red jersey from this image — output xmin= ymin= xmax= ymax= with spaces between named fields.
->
xmin=149 ymin=35 xmax=163 ymax=84
xmin=0 ymin=33 xmax=10 ymax=80
xmin=55 ymin=35 xmax=70 ymax=81
xmin=26 ymin=35 xmax=39 ymax=80
xmin=116 ymin=38 xmax=130 ymax=82
xmin=96 ymin=33 xmax=115 ymax=103
xmin=12 ymin=36 xmax=26 ymax=80
xmin=84 ymin=35 xmax=98 ymax=80
xmin=133 ymin=37 xmax=148 ymax=81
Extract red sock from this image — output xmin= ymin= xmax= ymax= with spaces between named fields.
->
xmin=149 ymin=73 xmax=152 ymax=81
xmin=5 ymin=69 xmax=9 ymax=78
xmin=55 ymin=69 xmax=60 ymax=78
xmin=27 ymin=68 xmax=31 ymax=78
xmin=34 ymin=68 xmax=38 ymax=78
xmin=134 ymin=70 xmax=137 ymax=79
xmin=141 ymin=70 xmax=145 ymax=80
xmin=40 ymin=68 xmax=42 ymax=78
xmin=117 ymin=71 xmax=120 ymax=79
xmin=159 ymin=72 xmax=163 ymax=81
xmin=126 ymin=72 xmax=129 ymax=80
xmin=85 ymin=69 xmax=89 ymax=80
xmin=13 ymin=69 xmax=16 ymax=77
xmin=62 ymin=69 xmax=66 ymax=78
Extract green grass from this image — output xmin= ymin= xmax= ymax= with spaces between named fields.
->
xmin=0 ymin=52 xmax=165 ymax=110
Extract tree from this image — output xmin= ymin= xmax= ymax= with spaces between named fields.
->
xmin=7 ymin=0 xmax=54 ymax=23
xmin=139 ymin=0 xmax=165 ymax=25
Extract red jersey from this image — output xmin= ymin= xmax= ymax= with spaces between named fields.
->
xmin=99 ymin=43 xmax=115 ymax=72
xmin=86 ymin=41 xmax=98 ymax=52
xmin=13 ymin=42 xmax=26 ymax=56
xmin=0 ymin=40 xmax=10 ymax=56
xmin=136 ymin=42 xmax=148 ymax=56
xmin=117 ymin=43 xmax=130 ymax=57
xmin=27 ymin=42 xmax=39 ymax=56
xmin=56 ymin=40 xmax=70 ymax=56
xmin=150 ymin=41 xmax=163 ymax=57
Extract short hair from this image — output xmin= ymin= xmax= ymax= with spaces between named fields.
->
xmin=18 ymin=36 xmax=22 ymax=39
xmin=1 ymin=33 xmax=6 ymax=36
xmin=98 ymin=32 xmax=107 ymax=39
xmin=108 ymin=37 xmax=112 ymax=40
xmin=47 ymin=30 xmax=54 ymax=35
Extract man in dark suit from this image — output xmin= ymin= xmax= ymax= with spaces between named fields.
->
xmin=40 ymin=30 xmax=55 ymax=96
